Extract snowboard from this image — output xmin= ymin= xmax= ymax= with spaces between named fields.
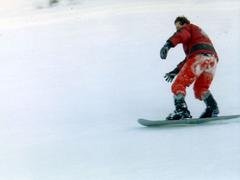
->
xmin=138 ymin=114 xmax=240 ymax=127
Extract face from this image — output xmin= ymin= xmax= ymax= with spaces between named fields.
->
xmin=175 ymin=21 xmax=184 ymax=31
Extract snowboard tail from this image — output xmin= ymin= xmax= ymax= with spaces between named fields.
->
xmin=138 ymin=115 xmax=240 ymax=127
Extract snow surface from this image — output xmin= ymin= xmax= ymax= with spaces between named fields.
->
xmin=0 ymin=0 xmax=240 ymax=180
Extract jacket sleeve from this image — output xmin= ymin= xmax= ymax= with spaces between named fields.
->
xmin=176 ymin=58 xmax=187 ymax=71
xmin=169 ymin=58 xmax=187 ymax=75
xmin=167 ymin=27 xmax=191 ymax=47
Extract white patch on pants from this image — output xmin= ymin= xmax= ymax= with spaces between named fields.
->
xmin=192 ymin=54 xmax=217 ymax=76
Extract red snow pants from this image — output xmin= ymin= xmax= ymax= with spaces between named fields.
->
xmin=172 ymin=54 xmax=217 ymax=100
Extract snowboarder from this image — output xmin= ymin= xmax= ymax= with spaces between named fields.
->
xmin=160 ymin=16 xmax=219 ymax=120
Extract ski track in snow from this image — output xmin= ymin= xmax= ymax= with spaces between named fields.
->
xmin=0 ymin=1 xmax=240 ymax=180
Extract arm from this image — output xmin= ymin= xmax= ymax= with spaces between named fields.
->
xmin=160 ymin=27 xmax=191 ymax=59
xmin=161 ymin=26 xmax=190 ymax=82
xmin=160 ymin=41 xmax=174 ymax=59
xmin=164 ymin=67 xmax=179 ymax=83
xmin=164 ymin=58 xmax=187 ymax=83
xmin=176 ymin=58 xmax=187 ymax=70
xmin=168 ymin=27 xmax=191 ymax=47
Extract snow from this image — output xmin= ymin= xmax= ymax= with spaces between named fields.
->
xmin=0 ymin=0 xmax=240 ymax=180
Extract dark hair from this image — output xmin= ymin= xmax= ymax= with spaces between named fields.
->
xmin=174 ymin=16 xmax=190 ymax=25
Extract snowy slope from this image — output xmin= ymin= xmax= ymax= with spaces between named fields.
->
xmin=0 ymin=1 xmax=240 ymax=180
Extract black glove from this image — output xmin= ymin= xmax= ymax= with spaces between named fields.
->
xmin=160 ymin=41 xmax=172 ymax=59
xmin=164 ymin=68 xmax=179 ymax=83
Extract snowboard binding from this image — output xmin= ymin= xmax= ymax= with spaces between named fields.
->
xmin=166 ymin=94 xmax=192 ymax=120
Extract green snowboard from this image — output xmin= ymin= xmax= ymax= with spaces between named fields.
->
xmin=138 ymin=115 xmax=240 ymax=127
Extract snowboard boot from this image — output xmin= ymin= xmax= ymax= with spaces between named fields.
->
xmin=166 ymin=94 xmax=192 ymax=120
xmin=200 ymin=92 xmax=219 ymax=118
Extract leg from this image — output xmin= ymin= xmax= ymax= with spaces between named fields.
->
xmin=193 ymin=72 xmax=213 ymax=100
xmin=193 ymin=54 xmax=217 ymax=100
xmin=166 ymin=57 xmax=197 ymax=120
xmin=171 ymin=57 xmax=197 ymax=96
xmin=192 ymin=54 xmax=219 ymax=117
xmin=200 ymin=91 xmax=219 ymax=118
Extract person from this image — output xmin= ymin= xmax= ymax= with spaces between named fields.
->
xmin=160 ymin=16 xmax=219 ymax=120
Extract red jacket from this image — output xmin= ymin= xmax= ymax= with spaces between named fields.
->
xmin=168 ymin=23 xmax=218 ymax=69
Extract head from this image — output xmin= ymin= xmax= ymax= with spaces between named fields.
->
xmin=174 ymin=16 xmax=190 ymax=30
